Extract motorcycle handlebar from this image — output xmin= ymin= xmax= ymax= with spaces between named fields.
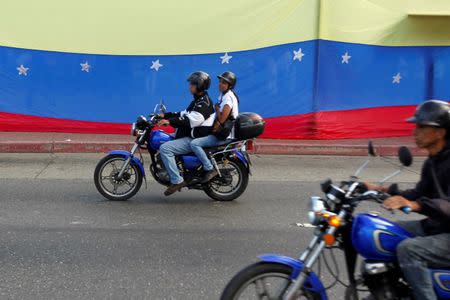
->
xmin=369 ymin=191 xmax=412 ymax=214
xmin=326 ymin=180 xmax=411 ymax=214
xmin=400 ymin=206 xmax=412 ymax=214
xmin=352 ymin=190 xmax=411 ymax=214
xmin=146 ymin=114 xmax=162 ymax=125
xmin=356 ymin=190 xmax=386 ymax=203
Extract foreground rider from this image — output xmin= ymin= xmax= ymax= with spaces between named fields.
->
xmin=190 ymin=71 xmax=239 ymax=183
xmin=157 ymin=71 xmax=215 ymax=196
xmin=365 ymin=100 xmax=450 ymax=300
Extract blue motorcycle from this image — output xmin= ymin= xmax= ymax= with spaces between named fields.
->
xmin=94 ymin=104 xmax=255 ymax=201
xmin=221 ymin=143 xmax=450 ymax=299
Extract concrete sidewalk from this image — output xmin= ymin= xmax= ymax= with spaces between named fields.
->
xmin=0 ymin=132 xmax=425 ymax=156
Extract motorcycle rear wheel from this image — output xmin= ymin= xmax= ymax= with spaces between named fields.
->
xmin=221 ymin=262 xmax=321 ymax=300
xmin=94 ymin=154 xmax=143 ymax=201
xmin=203 ymin=158 xmax=248 ymax=201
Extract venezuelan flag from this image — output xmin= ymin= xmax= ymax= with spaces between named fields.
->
xmin=0 ymin=0 xmax=450 ymax=139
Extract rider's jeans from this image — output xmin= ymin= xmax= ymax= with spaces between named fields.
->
xmin=190 ymin=135 xmax=231 ymax=171
xmin=397 ymin=220 xmax=450 ymax=300
xmin=159 ymin=137 xmax=192 ymax=184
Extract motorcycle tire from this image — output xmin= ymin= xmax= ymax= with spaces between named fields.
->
xmin=203 ymin=158 xmax=249 ymax=201
xmin=221 ymin=262 xmax=321 ymax=300
xmin=94 ymin=154 xmax=143 ymax=201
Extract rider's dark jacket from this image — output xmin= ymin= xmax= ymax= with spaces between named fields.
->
xmin=165 ymin=93 xmax=215 ymax=139
xmin=396 ymin=141 xmax=450 ymax=235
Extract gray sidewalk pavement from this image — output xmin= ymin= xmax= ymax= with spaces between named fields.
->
xmin=0 ymin=132 xmax=426 ymax=156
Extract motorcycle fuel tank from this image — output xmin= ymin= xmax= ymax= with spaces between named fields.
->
xmin=432 ymin=269 xmax=450 ymax=299
xmin=352 ymin=213 xmax=414 ymax=261
xmin=149 ymin=130 xmax=173 ymax=150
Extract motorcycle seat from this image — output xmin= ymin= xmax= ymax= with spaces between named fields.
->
xmin=203 ymin=139 xmax=238 ymax=153
xmin=179 ymin=142 xmax=234 ymax=159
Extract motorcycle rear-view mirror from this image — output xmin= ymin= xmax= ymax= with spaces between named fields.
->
xmin=160 ymin=103 xmax=167 ymax=114
xmin=154 ymin=99 xmax=167 ymax=115
xmin=368 ymin=141 xmax=376 ymax=157
xmin=398 ymin=146 xmax=413 ymax=167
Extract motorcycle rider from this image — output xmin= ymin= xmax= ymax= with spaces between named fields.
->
xmin=365 ymin=100 xmax=450 ymax=300
xmin=157 ymin=71 xmax=215 ymax=196
xmin=190 ymin=71 xmax=239 ymax=183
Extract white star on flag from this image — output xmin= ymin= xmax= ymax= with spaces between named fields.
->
xmin=293 ymin=48 xmax=305 ymax=62
xmin=80 ymin=61 xmax=91 ymax=72
xmin=17 ymin=64 xmax=29 ymax=76
xmin=392 ymin=72 xmax=402 ymax=84
xmin=150 ymin=59 xmax=163 ymax=71
xmin=220 ymin=52 xmax=232 ymax=64
xmin=341 ymin=52 xmax=351 ymax=64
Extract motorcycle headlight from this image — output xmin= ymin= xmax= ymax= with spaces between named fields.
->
xmin=308 ymin=211 xmax=318 ymax=225
xmin=130 ymin=122 xmax=137 ymax=136
xmin=308 ymin=196 xmax=325 ymax=225
xmin=135 ymin=115 xmax=149 ymax=130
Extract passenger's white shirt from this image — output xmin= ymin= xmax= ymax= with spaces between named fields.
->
xmin=217 ymin=90 xmax=239 ymax=139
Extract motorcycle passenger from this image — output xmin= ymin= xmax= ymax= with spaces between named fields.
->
xmin=190 ymin=71 xmax=239 ymax=183
xmin=365 ymin=100 xmax=450 ymax=300
xmin=157 ymin=71 xmax=215 ymax=196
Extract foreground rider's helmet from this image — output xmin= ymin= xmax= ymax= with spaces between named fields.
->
xmin=217 ymin=71 xmax=237 ymax=89
xmin=187 ymin=71 xmax=211 ymax=92
xmin=407 ymin=100 xmax=450 ymax=128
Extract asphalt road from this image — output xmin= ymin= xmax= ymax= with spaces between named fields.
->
xmin=0 ymin=154 xmax=424 ymax=299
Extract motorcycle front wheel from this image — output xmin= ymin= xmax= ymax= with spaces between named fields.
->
xmin=94 ymin=154 xmax=143 ymax=201
xmin=203 ymin=158 xmax=249 ymax=201
xmin=221 ymin=262 xmax=321 ymax=300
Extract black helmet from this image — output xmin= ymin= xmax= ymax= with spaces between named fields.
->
xmin=407 ymin=100 xmax=450 ymax=128
xmin=187 ymin=71 xmax=211 ymax=92
xmin=217 ymin=71 xmax=237 ymax=89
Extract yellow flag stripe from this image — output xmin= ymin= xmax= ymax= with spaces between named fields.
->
xmin=2 ymin=0 xmax=449 ymax=55
xmin=0 ymin=0 xmax=319 ymax=55
xmin=320 ymin=0 xmax=450 ymax=46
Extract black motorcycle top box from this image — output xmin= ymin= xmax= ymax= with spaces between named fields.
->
xmin=235 ymin=112 xmax=266 ymax=140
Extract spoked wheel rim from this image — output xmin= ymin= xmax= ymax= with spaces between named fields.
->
xmin=233 ymin=272 xmax=314 ymax=300
xmin=98 ymin=157 xmax=139 ymax=198
xmin=208 ymin=160 xmax=242 ymax=196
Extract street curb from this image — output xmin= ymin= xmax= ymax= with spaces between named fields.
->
xmin=254 ymin=141 xmax=424 ymax=156
xmin=0 ymin=141 xmax=133 ymax=154
xmin=0 ymin=139 xmax=425 ymax=156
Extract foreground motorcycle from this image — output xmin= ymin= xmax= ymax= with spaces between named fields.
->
xmin=221 ymin=142 xmax=450 ymax=299
xmin=94 ymin=103 xmax=265 ymax=201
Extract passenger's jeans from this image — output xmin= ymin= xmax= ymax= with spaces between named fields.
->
xmin=190 ymin=135 xmax=231 ymax=171
xmin=159 ymin=137 xmax=192 ymax=184
xmin=396 ymin=220 xmax=450 ymax=300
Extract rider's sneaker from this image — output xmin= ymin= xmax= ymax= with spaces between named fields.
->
xmin=201 ymin=169 xmax=218 ymax=183
xmin=164 ymin=181 xmax=186 ymax=196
